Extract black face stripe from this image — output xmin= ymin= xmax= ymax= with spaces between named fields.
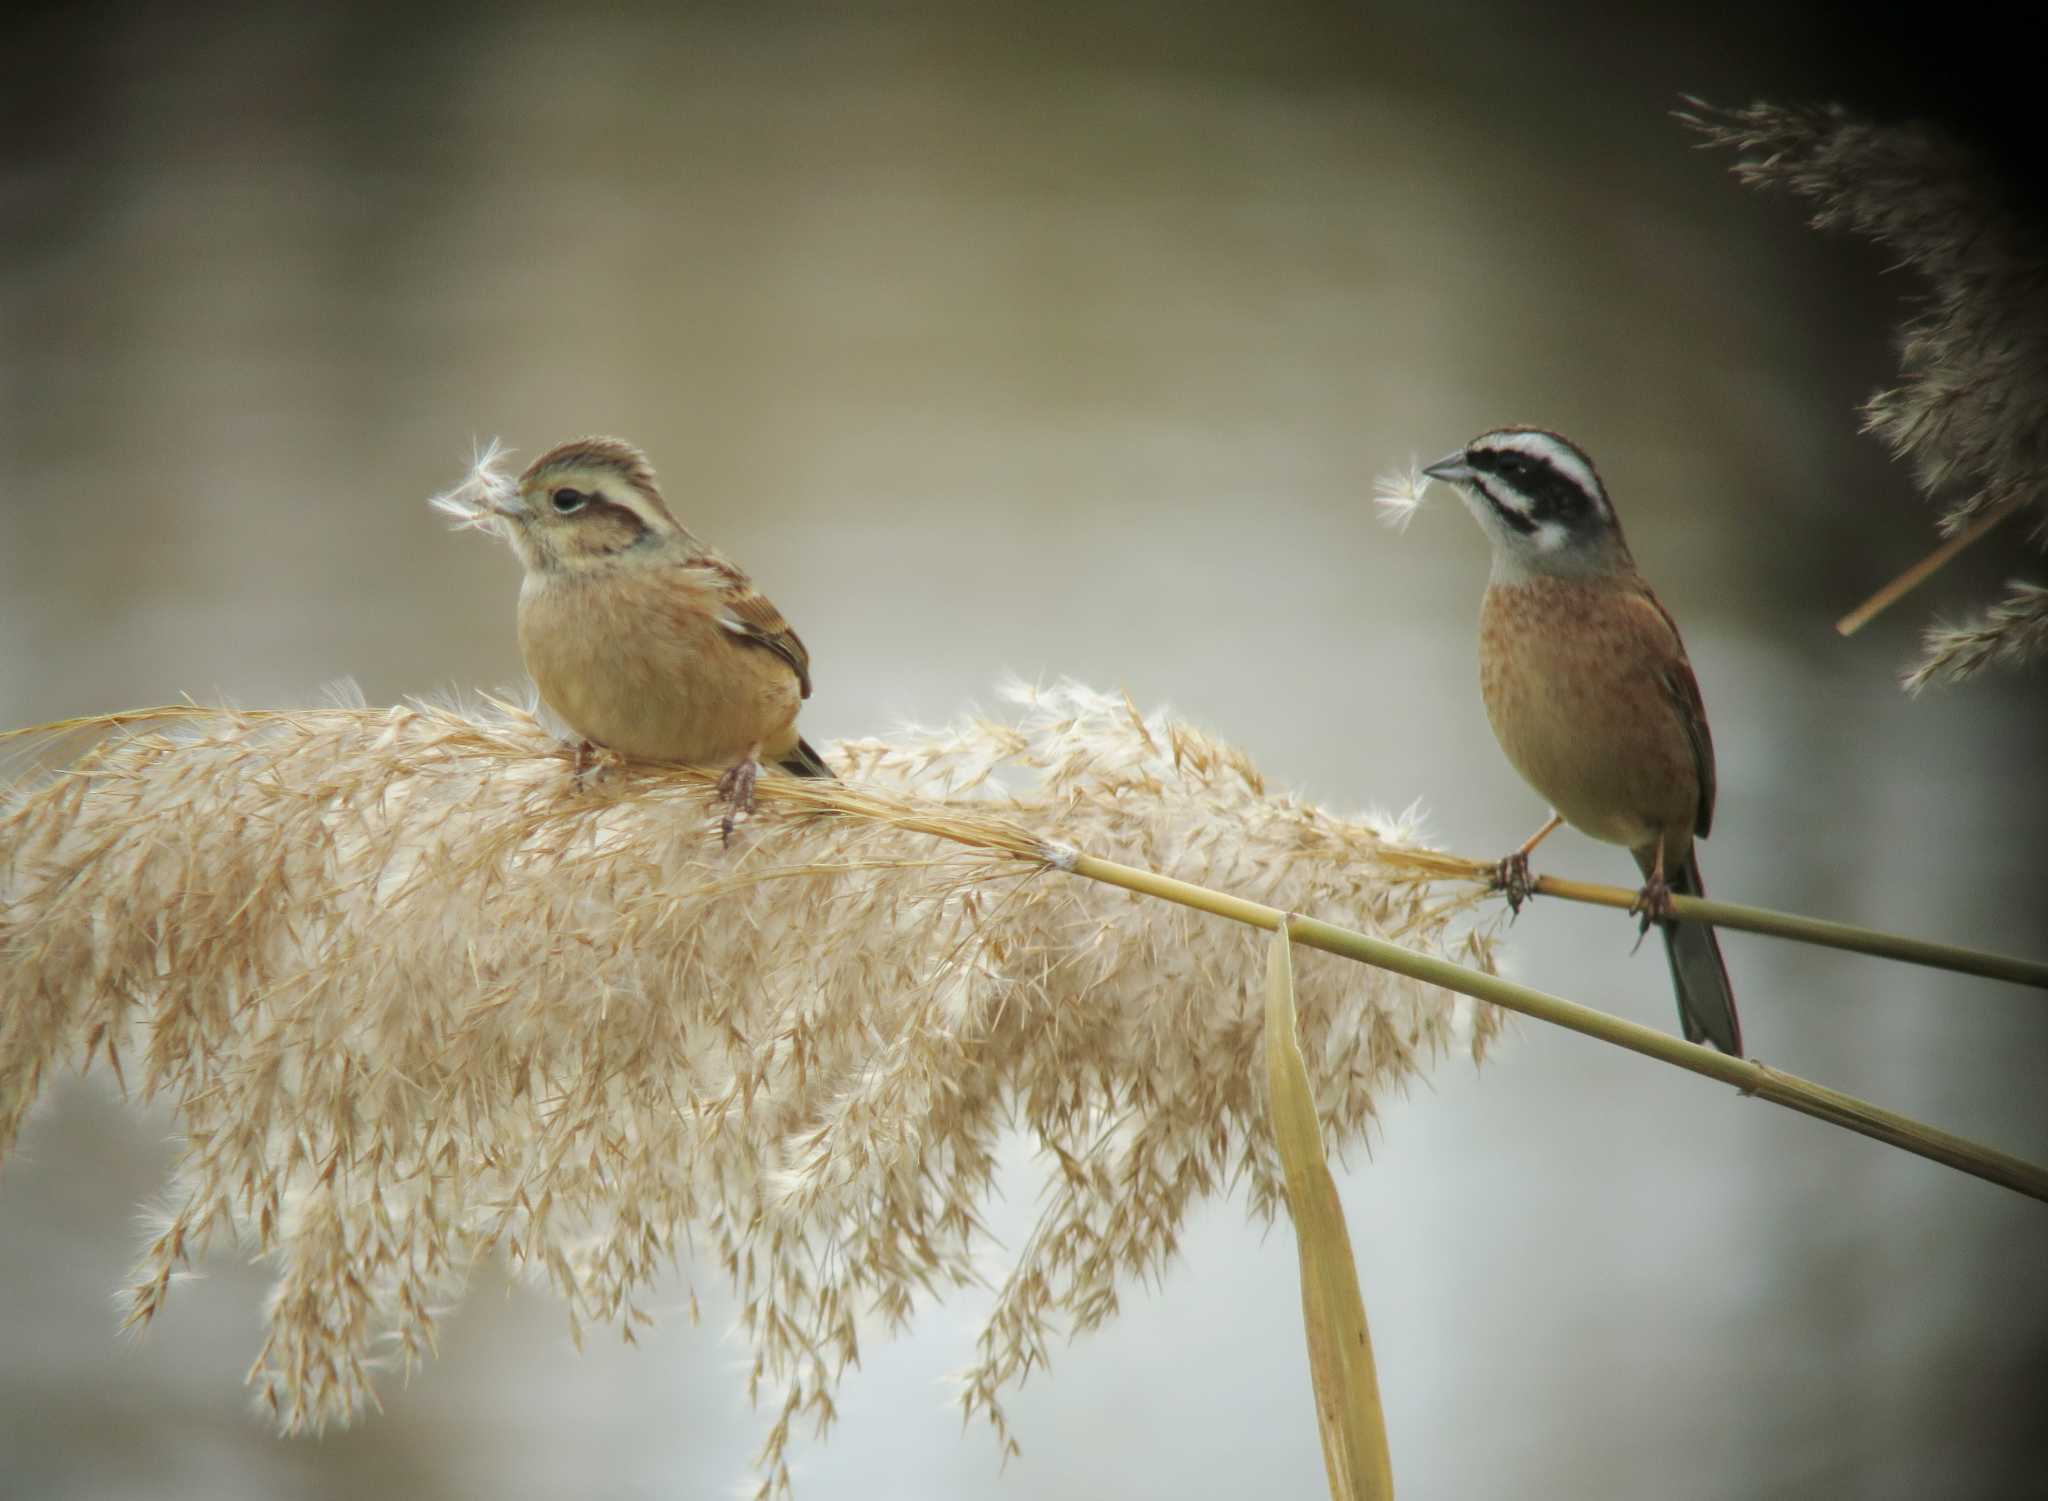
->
xmin=570 ymin=491 xmax=654 ymax=550
xmin=1467 ymin=446 xmax=1599 ymax=529
xmin=1471 ymin=476 xmax=1538 ymax=534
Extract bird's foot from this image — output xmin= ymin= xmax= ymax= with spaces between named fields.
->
xmin=569 ymin=739 xmax=605 ymax=789
xmin=1492 ymin=851 xmax=1537 ymax=915
xmin=715 ymin=757 xmax=759 ymax=848
xmin=1629 ymin=869 xmax=1677 ymax=950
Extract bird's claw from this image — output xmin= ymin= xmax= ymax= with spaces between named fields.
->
xmin=715 ymin=758 xmax=759 ymax=848
xmin=1629 ymin=870 xmax=1677 ymax=951
xmin=1493 ymin=851 xmax=1536 ymax=915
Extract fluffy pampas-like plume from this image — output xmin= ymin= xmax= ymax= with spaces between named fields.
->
xmin=0 ymin=683 xmax=1500 ymax=1495
xmin=1681 ymin=99 xmax=2048 ymax=689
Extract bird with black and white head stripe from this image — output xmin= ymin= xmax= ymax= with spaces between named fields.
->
xmin=1423 ymin=427 xmax=1742 ymax=1055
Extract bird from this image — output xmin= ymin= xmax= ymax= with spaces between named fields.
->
xmin=1421 ymin=427 xmax=1742 ymax=1055
xmin=468 ymin=435 xmax=832 ymax=839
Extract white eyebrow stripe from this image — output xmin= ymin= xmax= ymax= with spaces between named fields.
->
xmin=1484 ymin=430 xmax=1604 ymax=505
xmin=1483 ymin=477 xmax=1533 ymax=514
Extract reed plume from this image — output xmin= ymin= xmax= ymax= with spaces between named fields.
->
xmin=0 ymin=683 xmax=1499 ymax=1494
xmin=1682 ymin=99 xmax=2048 ymax=688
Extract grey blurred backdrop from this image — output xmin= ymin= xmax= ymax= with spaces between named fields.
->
xmin=4 ymin=3 xmax=2044 ymax=1498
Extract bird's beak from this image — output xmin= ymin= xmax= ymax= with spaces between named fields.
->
xmin=1422 ymin=451 xmax=1474 ymax=485
xmin=490 ymin=497 xmax=528 ymax=521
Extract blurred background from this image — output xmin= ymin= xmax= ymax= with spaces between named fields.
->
xmin=4 ymin=3 xmax=2043 ymax=1497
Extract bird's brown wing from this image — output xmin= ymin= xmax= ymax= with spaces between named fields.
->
xmin=700 ymin=555 xmax=813 ymax=699
xmin=1636 ymin=586 xmax=1717 ymax=841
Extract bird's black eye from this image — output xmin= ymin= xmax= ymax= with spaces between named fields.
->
xmin=550 ymin=487 xmax=587 ymax=514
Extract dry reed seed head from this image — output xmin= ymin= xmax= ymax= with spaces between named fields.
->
xmin=1905 ymin=580 xmax=2048 ymax=693
xmin=1682 ymin=99 xmax=2048 ymax=686
xmin=0 ymin=683 xmax=1503 ymax=1491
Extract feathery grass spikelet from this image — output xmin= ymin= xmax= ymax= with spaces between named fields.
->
xmin=0 ymin=683 xmax=1500 ymax=1494
xmin=428 ymin=437 xmax=517 ymax=538
xmin=1905 ymin=581 xmax=2048 ymax=692
xmin=1371 ymin=461 xmax=1434 ymax=532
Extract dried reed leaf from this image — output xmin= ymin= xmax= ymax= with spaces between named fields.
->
xmin=1265 ymin=922 xmax=1394 ymax=1501
xmin=0 ymin=682 xmax=1498 ymax=1494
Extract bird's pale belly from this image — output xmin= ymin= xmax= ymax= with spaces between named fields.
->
xmin=543 ymin=659 xmax=779 ymax=764
xmin=518 ymin=578 xmax=800 ymax=766
xmin=1479 ymin=581 xmax=1699 ymax=856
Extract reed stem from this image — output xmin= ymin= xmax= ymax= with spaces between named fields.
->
xmin=1386 ymin=852 xmax=2048 ymax=991
xmin=1835 ymin=495 xmax=2026 ymax=637
xmin=1059 ymin=853 xmax=2048 ymax=1205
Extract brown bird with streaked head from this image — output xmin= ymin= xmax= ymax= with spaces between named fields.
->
xmin=467 ymin=435 xmax=831 ymax=837
xmin=1423 ymin=427 xmax=1742 ymax=1055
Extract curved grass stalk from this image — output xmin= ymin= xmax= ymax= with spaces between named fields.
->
xmin=1384 ymin=851 xmax=2048 ymax=992
xmin=1052 ymin=854 xmax=2048 ymax=1205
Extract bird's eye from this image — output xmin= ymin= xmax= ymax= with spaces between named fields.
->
xmin=550 ymin=487 xmax=587 ymax=514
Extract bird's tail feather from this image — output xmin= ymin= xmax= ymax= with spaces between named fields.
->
xmin=777 ymin=736 xmax=835 ymax=780
xmin=1638 ymin=847 xmax=1742 ymax=1055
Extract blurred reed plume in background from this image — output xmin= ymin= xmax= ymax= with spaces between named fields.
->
xmin=1685 ymin=100 xmax=2048 ymax=689
xmin=0 ymin=684 xmax=1499 ymax=1494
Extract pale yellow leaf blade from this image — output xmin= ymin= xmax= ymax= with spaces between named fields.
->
xmin=1265 ymin=920 xmax=1394 ymax=1501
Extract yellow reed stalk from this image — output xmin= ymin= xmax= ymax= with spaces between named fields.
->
xmin=1060 ymin=853 xmax=2048 ymax=1204
xmin=1381 ymin=851 xmax=2048 ymax=992
xmin=1835 ymin=495 xmax=2027 ymax=636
